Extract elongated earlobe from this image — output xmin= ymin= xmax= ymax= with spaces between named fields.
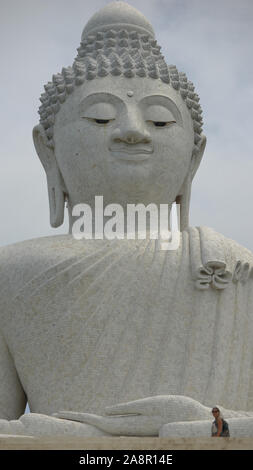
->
xmin=33 ymin=124 xmax=67 ymax=228
xmin=176 ymin=174 xmax=191 ymax=231
xmin=176 ymin=135 xmax=206 ymax=231
xmin=47 ymin=174 xmax=66 ymax=228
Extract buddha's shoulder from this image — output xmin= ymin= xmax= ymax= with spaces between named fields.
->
xmin=0 ymin=235 xmax=133 ymax=265
xmin=0 ymin=235 xmax=103 ymax=296
xmin=0 ymin=235 xmax=132 ymax=297
xmin=0 ymin=235 xmax=76 ymax=273
xmin=195 ymin=226 xmax=253 ymax=264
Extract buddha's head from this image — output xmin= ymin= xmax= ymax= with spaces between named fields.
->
xmin=33 ymin=1 xmax=206 ymax=231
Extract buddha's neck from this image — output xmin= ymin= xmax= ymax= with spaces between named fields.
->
xmin=67 ymin=200 xmax=177 ymax=239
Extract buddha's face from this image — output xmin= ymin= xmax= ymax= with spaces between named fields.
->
xmin=53 ymin=75 xmax=196 ymax=208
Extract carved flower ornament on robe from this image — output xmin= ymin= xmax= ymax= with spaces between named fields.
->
xmin=188 ymin=227 xmax=252 ymax=290
xmin=195 ymin=261 xmax=232 ymax=290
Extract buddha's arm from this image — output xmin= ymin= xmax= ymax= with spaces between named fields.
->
xmin=0 ymin=331 xmax=27 ymax=420
xmin=0 ymin=413 xmax=112 ymax=437
xmin=0 ymin=332 xmax=111 ymax=436
xmin=54 ymin=395 xmax=253 ymax=437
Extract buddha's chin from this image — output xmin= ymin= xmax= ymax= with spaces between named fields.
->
xmin=101 ymin=187 xmax=175 ymax=208
xmin=109 ymin=159 xmax=153 ymax=185
xmin=108 ymin=177 xmax=153 ymax=202
xmin=104 ymin=171 xmax=175 ymax=206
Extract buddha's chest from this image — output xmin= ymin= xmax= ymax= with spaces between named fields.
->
xmin=5 ymin=255 xmax=194 ymax=387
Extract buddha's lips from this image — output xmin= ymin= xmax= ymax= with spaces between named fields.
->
xmin=109 ymin=145 xmax=153 ymax=161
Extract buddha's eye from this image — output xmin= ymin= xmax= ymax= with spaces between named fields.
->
xmin=152 ymin=121 xmax=176 ymax=127
xmin=144 ymin=105 xmax=177 ymax=128
xmin=94 ymin=119 xmax=111 ymax=125
xmin=85 ymin=118 xmax=115 ymax=126
xmin=81 ymin=103 xmax=116 ymax=125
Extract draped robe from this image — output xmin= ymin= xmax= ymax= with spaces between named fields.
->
xmin=1 ymin=226 xmax=253 ymax=418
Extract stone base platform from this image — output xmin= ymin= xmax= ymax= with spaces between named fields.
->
xmin=0 ymin=436 xmax=252 ymax=450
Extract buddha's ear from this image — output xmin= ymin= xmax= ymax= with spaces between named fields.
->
xmin=176 ymin=134 xmax=206 ymax=231
xmin=33 ymin=124 xmax=66 ymax=228
xmin=190 ymin=134 xmax=206 ymax=181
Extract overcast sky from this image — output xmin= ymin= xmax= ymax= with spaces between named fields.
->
xmin=1 ymin=0 xmax=253 ymax=250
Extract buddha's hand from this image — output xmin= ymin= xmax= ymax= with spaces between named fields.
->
xmin=53 ymin=395 xmax=211 ymax=436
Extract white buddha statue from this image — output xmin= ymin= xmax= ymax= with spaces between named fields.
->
xmin=1 ymin=2 xmax=253 ymax=438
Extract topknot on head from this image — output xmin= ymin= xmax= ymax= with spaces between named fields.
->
xmin=81 ymin=1 xmax=155 ymax=40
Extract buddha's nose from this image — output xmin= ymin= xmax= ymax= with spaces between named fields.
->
xmin=111 ymin=113 xmax=151 ymax=145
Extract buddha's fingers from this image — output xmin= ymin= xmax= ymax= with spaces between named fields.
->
xmin=105 ymin=397 xmax=161 ymax=416
xmin=53 ymin=411 xmax=163 ymax=435
xmin=52 ymin=411 xmax=94 ymax=423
